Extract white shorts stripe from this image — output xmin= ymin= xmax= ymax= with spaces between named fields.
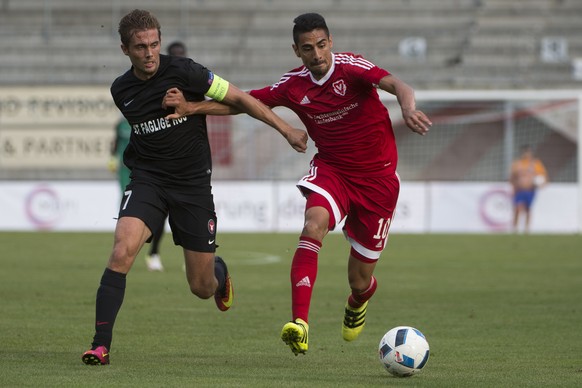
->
xmin=296 ymin=180 xmax=344 ymax=229
xmin=345 ymin=235 xmax=381 ymax=260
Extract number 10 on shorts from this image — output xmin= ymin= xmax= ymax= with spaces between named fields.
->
xmin=373 ymin=218 xmax=391 ymax=240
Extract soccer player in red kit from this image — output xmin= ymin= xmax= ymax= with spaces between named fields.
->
xmin=163 ymin=12 xmax=431 ymax=356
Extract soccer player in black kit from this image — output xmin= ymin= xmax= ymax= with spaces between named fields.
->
xmin=82 ymin=9 xmax=308 ymax=365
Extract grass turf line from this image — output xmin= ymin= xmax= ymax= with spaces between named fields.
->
xmin=0 ymin=232 xmax=581 ymax=387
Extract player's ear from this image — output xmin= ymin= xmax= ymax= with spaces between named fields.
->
xmin=328 ymin=34 xmax=333 ymax=49
xmin=120 ymin=44 xmax=129 ymax=56
xmin=292 ymin=44 xmax=300 ymax=58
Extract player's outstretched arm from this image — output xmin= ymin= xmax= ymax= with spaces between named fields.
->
xmin=221 ymin=85 xmax=307 ymax=153
xmin=163 ymin=88 xmax=236 ymax=118
xmin=379 ymin=75 xmax=432 ymax=135
xmin=164 ymin=86 xmax=308 ymax=153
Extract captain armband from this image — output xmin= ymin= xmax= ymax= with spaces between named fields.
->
xmin=205 ymin=74 xmax=230 ymax=102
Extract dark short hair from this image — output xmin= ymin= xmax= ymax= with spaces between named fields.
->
xmin=167 ymin=41 xmax=187 ymax=56
xmin=292 ymin=13 xmax=330 ymax=44
xmin=118 ymin=9 xmax=161 ymax=47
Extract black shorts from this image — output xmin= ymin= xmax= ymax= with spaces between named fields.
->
xmin=118 ymin=180 xmax=217 ymax=252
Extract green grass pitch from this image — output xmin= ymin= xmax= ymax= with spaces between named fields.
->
xmin=1 ymin=232 xmax=581 ymax=387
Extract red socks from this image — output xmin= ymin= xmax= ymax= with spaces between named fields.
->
xmin=290 ymin=236 xmax=321 ymax=323
xmin=289 ymin=236 xmax=378 ymax=322
xmin=348 ymin=275 xmax=377 ymax=309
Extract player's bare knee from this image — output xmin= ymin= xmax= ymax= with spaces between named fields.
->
xmin=302 ymin=219 xmax=328 ymax=240
xmin=108 ymin=244 xmax=136 ymax=269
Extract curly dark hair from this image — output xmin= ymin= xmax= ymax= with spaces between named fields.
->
xmin=118 ymin=9 xmax=161 ymax=47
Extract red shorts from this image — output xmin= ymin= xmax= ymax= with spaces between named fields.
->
xmin=297 ymin=160 xmax=400 ymax=261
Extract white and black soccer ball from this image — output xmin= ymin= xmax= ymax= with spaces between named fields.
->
xmin=378 ymin=326 xmax=430 ymax=377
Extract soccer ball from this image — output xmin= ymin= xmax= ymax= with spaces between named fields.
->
xmin=378 ymin=326 xmax=430 ymax=377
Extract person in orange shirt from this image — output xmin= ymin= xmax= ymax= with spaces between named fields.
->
xmin=509 ymin=145 xmax=548 ymax=233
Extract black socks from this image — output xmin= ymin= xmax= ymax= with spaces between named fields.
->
xmin=91 ymin=268 xmax=127 ymax=350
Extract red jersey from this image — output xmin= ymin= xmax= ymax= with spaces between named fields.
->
xmin=250 ymin=52 xmax=397 ymax=177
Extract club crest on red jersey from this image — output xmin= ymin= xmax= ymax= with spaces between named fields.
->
xmin=332 ymin=79 xmax=346 ymax=96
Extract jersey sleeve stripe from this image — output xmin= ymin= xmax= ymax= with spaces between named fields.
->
xmin=270 ymin=68 xmax=309 ymax=89
xmin=335 ymin=53 xmax=375 ymax=70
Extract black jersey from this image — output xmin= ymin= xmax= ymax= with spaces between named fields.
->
xmin=111 ymin=54 xmax=214 ymax=187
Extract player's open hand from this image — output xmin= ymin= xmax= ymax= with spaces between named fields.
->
xmin=163 ymin=88 xmax=188 ymax=119
xmin=402 ymin=108 xmax=432 ymax=135
xmin=286 ymin=127 xmax=309 ymax=153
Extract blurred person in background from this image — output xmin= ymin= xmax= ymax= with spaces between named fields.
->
xmin=166 ymin=40 xmax=187 ymax=57
xmin=83 ymin=9 xmax=307 ymax=366
xmin=163 ymin=12 xmax=431 ymax=356
xmin=109 ymin=116 xmax=131 ymax=194
xmin=108 ymin=40 xmax=189 ymax=272
xmin=510 ymin=145 xmax=548 ymax=233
